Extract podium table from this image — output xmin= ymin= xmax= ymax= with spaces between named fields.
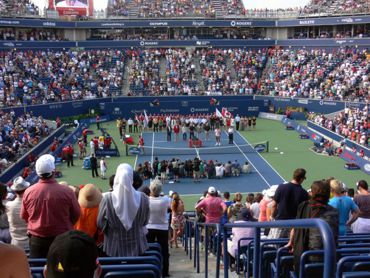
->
xmin=189 ymin=139 xmax=203 ymax=148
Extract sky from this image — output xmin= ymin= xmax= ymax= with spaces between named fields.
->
xmin=32 ymin=0 xmax=310 ymax=12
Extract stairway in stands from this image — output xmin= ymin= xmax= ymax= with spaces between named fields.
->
xmin=122 ymin=57 xmax=132 ymax=95
xmin=127 ymin=0 xmax=139 ymax=18
xmin=192 ymin=55 xmax=205 ymax=93
xmin=211 ymin=0 xmax=224 ymax=17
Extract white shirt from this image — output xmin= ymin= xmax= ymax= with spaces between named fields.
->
xmin=6 ymin=197 xmax=29 ymax=249
xmin=147 ymin=196 xmax=171 ymax=230
xmin=215 ymin=165 xmax=225 ymax=178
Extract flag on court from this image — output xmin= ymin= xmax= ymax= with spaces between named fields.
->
xmin=144 ymin=110 xmax=149 ymax=128
xmin=215 ymin=108 xmax=222 ymax=118
xmin=222 ymin=107 xmax=232 ymax=118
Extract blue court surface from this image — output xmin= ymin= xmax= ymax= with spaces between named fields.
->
xmin=135 ymin=130 xmax=285 ymax=195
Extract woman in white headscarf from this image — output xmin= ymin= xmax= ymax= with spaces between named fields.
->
xmin=97 ymin=163 xmax=149 ymax=256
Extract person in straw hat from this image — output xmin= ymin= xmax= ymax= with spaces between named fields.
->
xmin=6 ymin=177 xmax=30 ymax=249
xmin=74 ymin=184 xmax=103 ymax=244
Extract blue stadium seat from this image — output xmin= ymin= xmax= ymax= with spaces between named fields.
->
xmin=104 ymin=269 xmax=157 ymax=278
xmin=337 ymin=255 xmax=370 ymax=278
xmin=98 ymin=256 xmax=159 ymax=266
xmin=101 ymin=264 xmax=160 ymax=278
xmin=342 ymin=272 xmax=370 ymax=278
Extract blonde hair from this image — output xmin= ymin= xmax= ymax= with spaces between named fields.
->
xmin=330 ymin=179 xmax=344 ymax=194
xmin=149 ymin=178 xmax=163 ymax=197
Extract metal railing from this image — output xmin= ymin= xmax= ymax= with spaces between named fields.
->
xmin=184 ymin=218 xmax=336 ymax=278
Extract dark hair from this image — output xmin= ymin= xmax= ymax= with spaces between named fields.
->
xmin=224 ymin=191 xmax=230 ymax=199
xmin=254 ymin=193 xmax=263 ymax=203
xmin=0 ymin=183 xmax=7 ymax=214
xmin=140 ymin=186 xmax=150 ymax=197
xmin=311 ymin=180 xmax=330 ymax=204
xmin=293 ymin=168 xmax=306 ymax=183
xmin=347 ymin=188 xmax=355 ymax=198
xmin=108 ymin=175 xmax=115 ymax=191
xmin=132 ymin=171 xmax=143 ymax=190
xmin=357 ymin=180 xmax=368 ymax=191
xmin=246 ymin=193 xmax=255 ymax=204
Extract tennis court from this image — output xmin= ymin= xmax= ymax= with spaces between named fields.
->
xmin=135 ymin=130 xmax=285 ymax=195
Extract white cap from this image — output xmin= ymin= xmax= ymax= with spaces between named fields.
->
xmin=11 ymin=177 xmax=30 ymax=192
xmin=35 ymin=154 xmax=55 ymax=176
xmin=208 ymin=186 xmax=216 ymax=194
xmin=169 ymin=190 xmax=174 ymax=197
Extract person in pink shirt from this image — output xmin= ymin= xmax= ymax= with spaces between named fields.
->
xmin=195 ymin=186 xmax=227 ymax=223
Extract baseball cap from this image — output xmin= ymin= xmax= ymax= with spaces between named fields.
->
xmin=35 ymin=154 xmax=55 ymax=177
xmin=46 ymin=230 xmax=98 ymax=278
xmin=208 ymin=186 xmax=216 ymax=194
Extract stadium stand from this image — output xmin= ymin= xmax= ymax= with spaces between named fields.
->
xmin=0 ymin=112 xmax=52 ymax=173
xmin=0 ymin=0 xmax=39 ymax=17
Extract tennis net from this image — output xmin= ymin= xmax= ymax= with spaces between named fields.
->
xmin=127 ymin=141 xmax=269 ymax=156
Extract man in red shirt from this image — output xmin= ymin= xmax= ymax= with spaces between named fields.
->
xmin=21 ymin=154 xmax=80 ymax=258
xmin=195 ymin=187 xmax=227 ymax=223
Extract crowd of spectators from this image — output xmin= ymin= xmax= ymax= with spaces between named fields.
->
xmin=200 ymin=48 xmax=267 ymax=96
xmin=136 ymin=0 xmax=215 ymax=18
xmin=0 ymin=147 xmax=369 ymax=277
xmin=0 ymin=29 xmax=65 ymax=41
xmin=107 ymin=0 xmax=370 ymax=18
xmin=0 ymin=0 xmax=39 ymax=17
xmin=311 ymin=105 xmax=368 ymax=147
xmin=0 ymin=111 xmax=52 ymax=173
xmin=259 ymin=47 xmax=370 ymax=101
xmin=0 ymin=47 xmax=366 ymax=106
xmin=136 ymin=157 xmax=251 ymax=183
xmin=0 ymin=49 xmax=125 ymax=107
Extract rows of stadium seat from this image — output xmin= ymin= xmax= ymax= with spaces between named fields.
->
xmin=106 ymin=0 xmax=370 ymax=18
xmin=184 ymin=220 xmax=370 ymax=278
xmin=30 ymin=243 xmax=163 ymax=278
xmin=0 ymin=47 xmax=367 ymax=104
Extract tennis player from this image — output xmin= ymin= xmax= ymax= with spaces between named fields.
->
xmin=138 ymin=134 xmax=145 ymax=154
xmin=215 ymin=127 xmax=221 ymax=146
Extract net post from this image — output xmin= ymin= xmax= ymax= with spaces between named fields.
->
xmin=125 ymin=144 xmax=128 ymax=156
xmin=266 ymin=141 xmax=269 ymax=153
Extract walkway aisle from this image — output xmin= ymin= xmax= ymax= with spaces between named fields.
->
xmin=169 ymin=242 xmax=240 ymax=278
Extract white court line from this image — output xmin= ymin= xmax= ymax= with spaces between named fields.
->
xmin=134 ymin=153 xmax=138 ymax=170
xmin=225 ymin=131 xmax=271 ymax=188
xmin=235 ymin=130 xmax=286 ymax=182
xmin=194 ymin=145 xmax=201 ymax=160
xmin=151 ymin=132 xmax=155 ymax=165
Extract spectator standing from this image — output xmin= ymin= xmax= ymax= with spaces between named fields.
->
xmin=215 ymin=127 xmax=221 ymax=146
xmin=74 ymin=184 xmax=103 ymax=244
xmin=329 ymin=179 xmax=359 ymax=236
xmin=221 ymin=192 xmax=234 ymax=225
xmin=100 ymin=157 xmax=107 ymax=179
xmin=96 ymin=115 xmax=100 ymax=130
xmin=195 ymin=186 xmax=227 ymax=224
xmin=127 ymin=118 xmax=133 ymax=133
xmin=250 ymin=193 xmax=263 ymax=220
xmin=21 ymin=154 xmax=80 ymax=258
xmin=182 ymin=124 xmax=188 ymax=141
xmin=44 ymin=230 xmax=101 ymax=278
xmin=0 ymin=183 xmax=10 ymax=243
xmin=269 ymin=168 xmax=309 ymax=238
xmin=173 ymin=123 xmax=180 ymax=142
xmin=66 ymin=144 xmax=74 ymax=167
xmin=352 ymin=180 xmax=370 ymax=233
xmin=170 ymin=192 xmax=185 ymax=248
xmin=98 ymin=163 xmax=149 ymax=256
xmin=6 ymin=177 xmax=29 ymax=249
xmin=166 ymin=124 xmax=172 ymax=142
xmin=234 ymin=114 xmax=241 ymax=130
xmin=147 ymin=179 xmax=171 ymax=277
xmin=228 ymin=192 xmax=245 ymax=222
xmin=287 ymin=180 xmax=339 ymax=275
xmin=228 ymin=126 xmax=234 ymax=144
xmin=90 ymin=154 xmax=98 ymax=178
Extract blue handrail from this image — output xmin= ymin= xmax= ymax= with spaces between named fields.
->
xmin=223 ymin=219 xmax=336 ymax=278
